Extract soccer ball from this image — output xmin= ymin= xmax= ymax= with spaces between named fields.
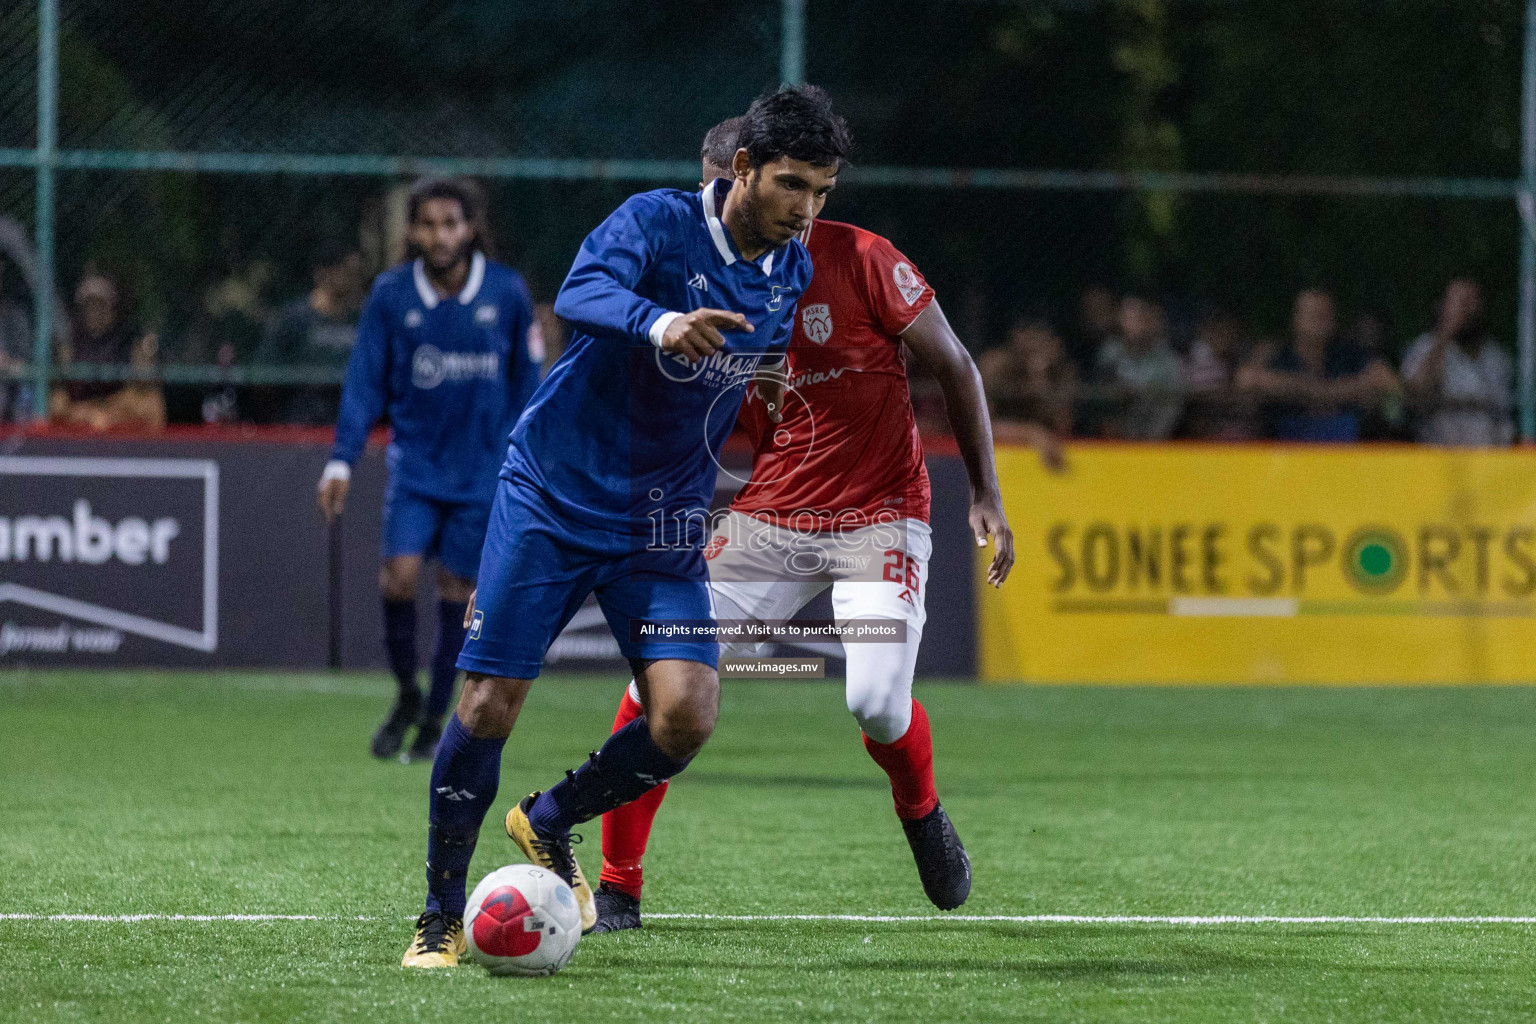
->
xmin=464 ymin=864 xmax=583 ymax=977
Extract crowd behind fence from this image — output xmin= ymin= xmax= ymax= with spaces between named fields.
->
xmin=968 ymin=276 xmax=1514 ymax=448
xmin=0 ymin=214 xmax=1517 ymax=451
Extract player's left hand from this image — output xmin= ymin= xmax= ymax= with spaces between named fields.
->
xmin=317 ymin=474 xmax=349 ymax=521
xmin=970 ymin=495 xmax=1014 ymax=587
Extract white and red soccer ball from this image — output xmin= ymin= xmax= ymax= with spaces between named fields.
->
xmin=465 ymin=864 xmax=583 ymax=976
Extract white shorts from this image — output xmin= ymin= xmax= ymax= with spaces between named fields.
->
xmin=704 ymin=511 xmax=931 ymax=659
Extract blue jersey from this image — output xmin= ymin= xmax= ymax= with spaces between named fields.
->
xmin=507 ymin=180 xmax=811 ymax=531
xmin=333 ymin=252 xmax=542 ymax=503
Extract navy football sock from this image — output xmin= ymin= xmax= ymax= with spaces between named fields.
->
xmin=423 ymin=714 xmax=504 ymax=918
xmin=383 ymin=598 xmax=420 ymax=703
xmin=527 ymin=717 xmax=691 ymax=836
xmin=426 ymin=600 xmax=469 ymax=719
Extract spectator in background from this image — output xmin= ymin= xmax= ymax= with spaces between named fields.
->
xmin=1344 ymin=307 xmax=1409 ymax=439
xmin=1066 ymin=282 xmax=1118 ymax=377
xmin=1238 ymin=287 xmax=1397 ymax=442
xmin=0 ymin=266 xmax=31 ymax=423
xmin=1346 ymin=307 xmax=1392 ymax=361
xmin=1095 ymin=292 xmax=1184 ymax=440
xmin=193 ymin=258 xmax=277 ymax=424
xmin=256 ymin=241 xmax=364 ymax=424
xmin=1401 ymin=277 xmax=1513 ymax=446
xmin=979 ymin=316 xmax=1074 ymax=469
xmin=1183 ymin=305 xmax=1261 ymax=440
xmin=50 ymin=271 xmax=165 ymax=431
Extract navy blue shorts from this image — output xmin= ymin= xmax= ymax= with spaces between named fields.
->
xmin=380 ymin=482 xmax=492 ymax=581
xmin=456 ymin=473 xmax=717 ymax=680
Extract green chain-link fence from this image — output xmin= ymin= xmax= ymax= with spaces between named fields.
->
xmin=1 ymin=0 xmax=1532 ymax=436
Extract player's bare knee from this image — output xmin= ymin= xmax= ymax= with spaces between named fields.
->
xmin=647 ymin=693 xmax=717 ymax=760
xmin=647 ymin=713 xmax=713 ymax=760
xmin=634 ymin=662 xmax=718 ymax=758
xmin=455 ymin=674 xmax=527 ymax=738
xmin=380 ymin=558 xmax=420 ymax=601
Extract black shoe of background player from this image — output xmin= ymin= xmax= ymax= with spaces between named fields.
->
xmin=405 ymin=713 xmax=444 ymax=764
xmin=370 ymin=692 xmax=421 ymax=760
xmin=589 ymin=883 xmax=642 ymax=934
xmin=901 ymin=802 xmax=972 ymax=910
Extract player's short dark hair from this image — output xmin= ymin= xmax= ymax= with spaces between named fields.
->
xmin=701 ymin=116 xmax=744 ymax=173
xmin=736 ymin=85 xmax=851 ymax=171
xmin=406 ymin=176 xmax=496 ymax=258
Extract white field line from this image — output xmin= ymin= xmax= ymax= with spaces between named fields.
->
xmin=2 ymin=913 xmax=1534 ymax=925
xmin=0 ymin=674 xmax=390 ymax=697
xmin=649 ymin=913 xmax=1536 ymax=924
xmin=0 ymin=914 xmax=363 ymax=922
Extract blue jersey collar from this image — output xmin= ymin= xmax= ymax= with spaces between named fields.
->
xmin=413 ymin=251 xmax=487 ymax=309
xmin=701 ymin=179 xmax=779 ymax=276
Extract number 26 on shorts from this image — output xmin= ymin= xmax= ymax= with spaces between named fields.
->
xmin=882 ymin=549 xmax=920 ymax=593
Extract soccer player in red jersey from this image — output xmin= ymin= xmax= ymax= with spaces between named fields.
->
xmin=590 ymin=118 xmax=1014 ymax=931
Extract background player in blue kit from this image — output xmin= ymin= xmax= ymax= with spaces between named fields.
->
xmin=318 ymin=178 xmax=542 ymax=764
xmin=400 ymin=87 xmax=851 ymax=967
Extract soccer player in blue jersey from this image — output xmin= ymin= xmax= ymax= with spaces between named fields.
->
xmin=318 ymin=178 xmax=542 ymax=764
xmin=399 ymin=86 xmax=851 ymax=967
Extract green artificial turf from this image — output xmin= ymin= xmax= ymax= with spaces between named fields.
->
xmin=1 ymin=671 xmax=1533 ymax=1022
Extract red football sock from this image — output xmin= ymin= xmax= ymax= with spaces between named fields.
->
xmin=598 ymin=686 xmax=669 ymax=900
xmin=862 ymin=699 xmax=939 ymax=821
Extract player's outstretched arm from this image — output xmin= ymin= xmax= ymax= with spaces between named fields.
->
xmin=553 ymin=195 xmax=690 ymax=348
xmin=555 ymin=195 xmax=757 ymax=361
xmin=901 ymin=300 xmax=1015 ymax=587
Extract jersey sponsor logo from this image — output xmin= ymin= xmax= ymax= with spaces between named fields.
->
xmin=404 ymin=309 xmax=424 ymax=329
xmin=892 ymin=262 xmax=925 ymax=305
xmin=788 ymin=365 xmax=857 ymax=389
xmin=475 ymin=304 xmax=498 ymax=325
xmin=688 ymin=272 xmax=709 ymax=293
xmin=741 ymin=364 xmax=858 ymax=410
xmin=469 ymin=609 xmax=484 ymax=640
xmin=767 ymin=285 xmax=786 ymax=312
xmin=801 ymin=303 xmax=833 ymax=344
xmin=655 ymin=347 xmax=763 ymax=391
xmin=411 ymin=344 xmax=501 ymax=389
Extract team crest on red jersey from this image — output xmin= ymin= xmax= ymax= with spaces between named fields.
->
xmin=801 ymin=303 xmax=833 ymax=344
xmin=892 ymin=262 xmax=924 ymax=305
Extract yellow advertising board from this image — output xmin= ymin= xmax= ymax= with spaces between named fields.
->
xmin=978 ymin=444 xmax=1536 ymax=685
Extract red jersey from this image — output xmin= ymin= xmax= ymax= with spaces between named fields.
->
xmin=730 ymin=219 xmax=935 ymax=530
